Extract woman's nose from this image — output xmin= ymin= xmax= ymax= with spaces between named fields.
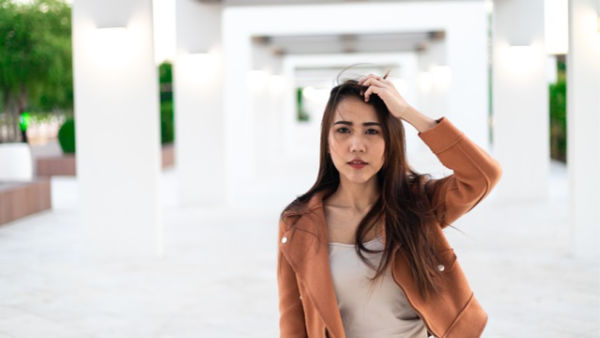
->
xmin=349 ymin=135 xmax=366 ymax=153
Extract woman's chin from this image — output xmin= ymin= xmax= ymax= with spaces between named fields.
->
xmin=342 ymin=173 xmax=374 ymax=184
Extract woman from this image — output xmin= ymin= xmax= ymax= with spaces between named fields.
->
xmin=277 ymin=73 xmax=502 ymax=338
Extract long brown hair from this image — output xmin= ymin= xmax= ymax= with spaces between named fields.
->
xmin=280 ymin=77 xmax=454 ymax=299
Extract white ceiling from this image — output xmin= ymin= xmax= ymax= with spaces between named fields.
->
xmin=253 ymin=31 xmax=444 ymax=55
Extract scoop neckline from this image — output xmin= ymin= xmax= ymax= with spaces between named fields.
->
xmin=328 ymin=235 xmax=382 ymax=247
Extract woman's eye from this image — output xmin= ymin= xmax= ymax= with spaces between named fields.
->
xmin=366 ymin=128 xmax=379 ymax=135
xmin=336 ymin=127 xmax=350 ymax=134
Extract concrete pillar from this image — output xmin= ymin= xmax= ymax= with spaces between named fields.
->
xmin=416 ymin=37 xmax=449 ymax=139
xmin=222 ymin=12 xmax=253 ymax=206
xmin=567 ymin=0 xmax=600 ymax=258
xmin=250 ymin=42 xmax=284 ymax=181
xmin=492 ymin=0 xmax=550 ymax=202
xmin=174 ymin=0 xmax=225 ymax=206
xmin=72 ymin=0 xmax=162 ymax=257
xmin=445 ymin=15 xmax=489 ymax=149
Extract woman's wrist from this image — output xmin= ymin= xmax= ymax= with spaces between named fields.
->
xmin=399 ymin=106 xmax=438 ymax=133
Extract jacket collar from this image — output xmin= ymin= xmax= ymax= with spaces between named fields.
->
xmin=280 ymin=188 xmax=389 ymax=337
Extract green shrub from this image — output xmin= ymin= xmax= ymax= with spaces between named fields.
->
xmin=159 ymin=61 xmax=174 ymax=145
xmin=58 ymin=118 xmax=75 ymax=154
xmin=160 ymin=100 xmax=174 ymax=144
xmin=549 ymin=59 xmax=566 ymax=163
xmin=296 ymin=87 xmax=309 ymax=122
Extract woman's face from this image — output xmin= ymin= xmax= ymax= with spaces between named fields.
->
xmin=328 ymin=96 xmax=385 ymax=185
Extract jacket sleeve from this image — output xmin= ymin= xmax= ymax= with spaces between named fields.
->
xmin=277 ymin=219 xmax=308 ymax=337
xmin=417 ymin=117 xmax=503 ymax=228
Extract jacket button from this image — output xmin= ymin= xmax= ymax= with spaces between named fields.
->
xmin=281 ymin=236 xmax=288 ymax=244
xmin=299 ymin=295 xmax=302 ymax=300
xmin=437 ymin=264 xmax=445 ymax=272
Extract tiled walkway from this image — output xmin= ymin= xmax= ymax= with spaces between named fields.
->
xmin=0 ymin=161 xmax=597 ymax=337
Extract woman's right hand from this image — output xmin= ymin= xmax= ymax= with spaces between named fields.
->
xmin=358 ymin=74 xmax=412 ymax=121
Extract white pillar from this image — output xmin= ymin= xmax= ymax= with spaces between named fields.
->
xmin=174 ymin=0 xmax=225 ymax=206
xmin=417 ymin=38 xmax=449 ymax=134
xmin=72 ymin=0 xmax=162 ymax=257
xmin=492 ymin=0 xmax=550 ymax=202
xmin=446 ymin=16 xmax=489 ymax=149
xmin=223 ymin=13 xmax=253 ymax=206
xmin=567 ymin=0 xmax=600 ymax=258
xmin=249 ymin=43 xmax=284 ymax=181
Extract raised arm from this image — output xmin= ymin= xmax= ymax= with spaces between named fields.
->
xmin=416 ymin=116 xmax=502 ymax=228
xmin=358 ymin=74 xmax=502 ymax=229
xmin=277 ymin=219 xmax=308 ymax=337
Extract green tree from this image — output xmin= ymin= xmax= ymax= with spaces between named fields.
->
xmin=0 ymin=0 xmax=72 ymax=142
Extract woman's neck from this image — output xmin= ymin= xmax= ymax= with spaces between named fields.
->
xmin=327 ymin=178 xmax=380 ymax=213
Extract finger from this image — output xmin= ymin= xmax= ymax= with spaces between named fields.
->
xmin=359 ymin=72 xmax=392 ymax=85
xmin=364 ymin=86 xmax=377 ymax=101
xmin=359 ymin=76 xmax=386 ymax=97
xmin=364 ymin=85 xmax=385 ymax=102
xmin=362 ymin=77 xmax=388 ymax=88
xmin=364 ymin=79 xmax=386 ymax=97
xmin=358 ymin=74 xmax=381 ymax=85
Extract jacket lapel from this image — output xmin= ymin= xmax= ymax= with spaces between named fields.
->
xmin=279 ymin=189 xmax=346 ymax=337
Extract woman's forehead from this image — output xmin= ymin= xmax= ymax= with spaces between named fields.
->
xmin=333 ymin=97 xmax=379 ymax=123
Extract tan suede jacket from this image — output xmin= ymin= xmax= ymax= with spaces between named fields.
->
xmin=277 ymin=116 xmax=502 ymax=338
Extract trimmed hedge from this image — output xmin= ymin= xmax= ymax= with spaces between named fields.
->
xmin=58 ymin=118 xmax=75 ymax=154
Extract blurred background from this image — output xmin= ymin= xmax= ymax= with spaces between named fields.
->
xmin=0 ymin=0 xmax=598 ymax=337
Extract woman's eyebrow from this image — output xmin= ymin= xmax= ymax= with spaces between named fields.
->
xmin=333 ymin=121 xmax=382 ymax=127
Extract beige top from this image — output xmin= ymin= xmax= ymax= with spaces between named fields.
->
xmin=328 ymin=235 xmax=428 ymax=338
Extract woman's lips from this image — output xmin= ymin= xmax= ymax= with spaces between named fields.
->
xmin=348 ymin=163 xmax=367 ymax=169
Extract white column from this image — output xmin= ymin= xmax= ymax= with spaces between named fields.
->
xmin=492 ymin=0 xmax=550 ymax=202
xmin=222 ymin=13 xmax=254 ymax=206
xmin=72 ymin=0 xmax=162 ymax=257
xmin=567 ymin=0 xmax=600 ymax=258
xmin=446 ymin=17 xmax=489 ymax=150
xmin=249 ymin=43 xmax=284 ymax=181
xmin=174 ymin=0 xmax=225 ymax=206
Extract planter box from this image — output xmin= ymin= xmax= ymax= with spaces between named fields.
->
xmin=161 ymin=143 xmax=174 ymax=169
xmin=0 ymin=179 xmax=51 ymax=225
xmin=36 ymin=154 xmax=76 ymax=177
xmin=35 ymin=144 xmax=175 ymax=177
